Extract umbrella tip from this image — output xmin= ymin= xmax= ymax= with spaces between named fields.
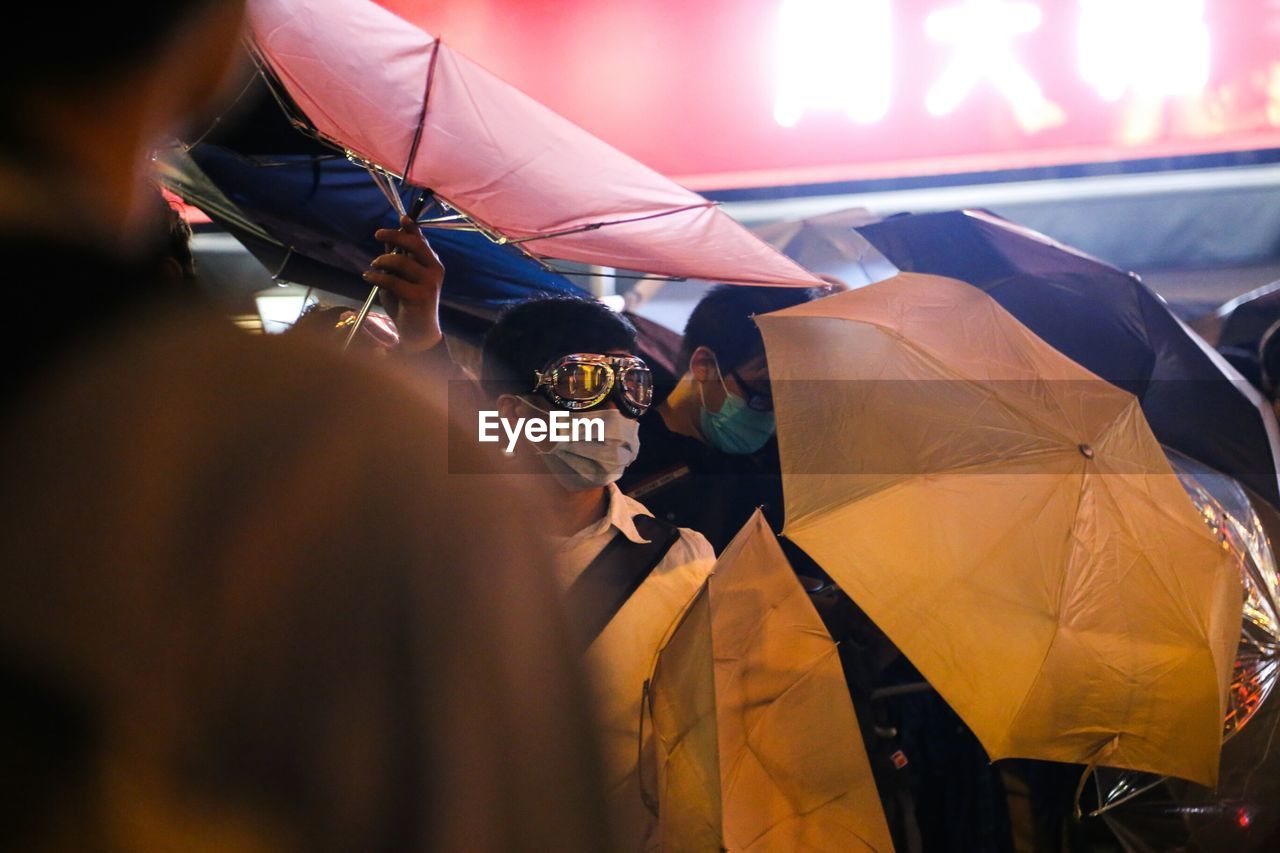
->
xmin=1078 ymin=443 xmax=1095 ymax=460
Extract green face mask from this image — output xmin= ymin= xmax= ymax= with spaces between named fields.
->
xmin=699 ymin=357 xmax=776 ymax=455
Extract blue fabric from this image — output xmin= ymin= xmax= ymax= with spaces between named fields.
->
xmin=190 ymin=145 xmax=586 ymax=309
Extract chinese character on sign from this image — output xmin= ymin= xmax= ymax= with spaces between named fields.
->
xmin=1078 ymin=0 xmax=1210 ymax=102
xmin=774 ymin=0 xmax=892 ymax=127
xmin=925 ymin=0 xmax=1065 ymax=133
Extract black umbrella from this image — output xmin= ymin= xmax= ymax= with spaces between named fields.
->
xmin=856 ymin=209 xmax=1280 ymax=507
xmin=1197 ymin=281 xmax=1280 ymax=350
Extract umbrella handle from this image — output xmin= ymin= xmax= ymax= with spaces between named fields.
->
xmin=341 ymin=189 xmax=434 ymax=353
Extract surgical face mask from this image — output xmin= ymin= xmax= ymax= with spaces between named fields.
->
xmin=699 ymin=357 xmax=776 ymax=455
xmin=517 ymin=398 xmax=641 ymax=491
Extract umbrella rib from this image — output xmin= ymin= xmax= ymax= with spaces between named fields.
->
xmin=502 ymin=202 xmax=718 ymax=246
xmin=402 ymin=38 xmax=443 ymax=182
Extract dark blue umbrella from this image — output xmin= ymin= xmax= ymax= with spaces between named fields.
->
xmin=165 ymin=143 xmax=686 ymax=382
xmin=186 ymin=144 xmax=586 ymax=313
xmin=856 ymin=209 xmax=1280 ymax=507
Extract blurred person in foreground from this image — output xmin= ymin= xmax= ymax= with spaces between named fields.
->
xmin=0 ymin=3 xmax=610 ymax=851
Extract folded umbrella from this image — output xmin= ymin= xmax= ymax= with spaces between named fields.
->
xmin=710 ymin=510 xmax=893 ymax=852
xmin=246 ymin=0 xmax=822 ymax=288
xmin=855 ymin=210 xmax=1280 ymax=508
xmin=757 ymin=273 xmax=1242 ymax=787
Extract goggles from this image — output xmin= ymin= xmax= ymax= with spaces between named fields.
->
xmin=532 ymin=353 xmax=653 ymax=419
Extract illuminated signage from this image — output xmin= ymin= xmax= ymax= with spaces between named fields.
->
xmin=1077 ymin=0 xmax=1210 ymax=102
xmin=923 ymin=0 xmax=1062 ymax=132
xmin=378 ymin=0 xmax=1280 ymax=189
xmin=774 ymin=0 xmax=892 ymax=126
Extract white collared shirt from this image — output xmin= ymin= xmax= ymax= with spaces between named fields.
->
xmin=552 ymin=483 xmax=715 ymax=850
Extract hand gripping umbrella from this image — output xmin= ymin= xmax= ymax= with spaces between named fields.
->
xmin=244 ymin=0 xmax=823 ymax=332
xmin=756 ymin=273 xmax=1243 ymax=787
xmin=854 ymin=210 xmax=1280 ymax=508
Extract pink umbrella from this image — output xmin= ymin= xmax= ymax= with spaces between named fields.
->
xmin=246 ymin=0 xmax=821 ymax=288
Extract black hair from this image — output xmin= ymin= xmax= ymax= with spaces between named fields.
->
xmin=481 ymin=296 xmax=637 ymax=396
xmin=679 ymin=285 xmax=826 ymax=374
xmin=158 ymin=193 xmax=197 ymax=282
xmin=3 ymin=2 xmax=217 ymax=88
xmin=0 ymin=1 xmax=222 ymax=158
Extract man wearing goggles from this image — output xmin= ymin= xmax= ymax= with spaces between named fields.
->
xmin=481 ymin=296 xmax=715 ymax=850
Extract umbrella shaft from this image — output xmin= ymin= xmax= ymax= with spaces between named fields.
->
xmin=342 ymin=285 xmax=380 ymax=352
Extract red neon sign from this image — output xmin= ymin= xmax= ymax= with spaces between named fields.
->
xmin=377 ymin=0 xmax=1280 ymax=189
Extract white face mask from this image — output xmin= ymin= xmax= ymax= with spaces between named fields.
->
xmin=515 ymin=398 xmax=641 ymax=491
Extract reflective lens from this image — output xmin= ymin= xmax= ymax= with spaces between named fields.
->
xmin=556 ymin=362 xmax=611 ymax=401
xmin=535 ymin=354 xmax=654 ymax=418
xmin=620 ymin=365 xmax=653 ymax=408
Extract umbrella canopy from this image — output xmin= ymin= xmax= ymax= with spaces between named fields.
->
xmin=648 ymin=586 xmax=723 ymax=851
xmin=753 ymin=208 xmax=897 ymax=290
xmin=175 ymin=144 xmax=585 ymax=308
xmin=1194 ymin=280 xmax=1280 ymax=350
xmin=710 ymin=510 xmax=892 ymax=852
xmin=163 ymin=145 xmax=685 ymax=380
xmin=855 ymin=210 xmax=1280 ymax=508
xmin=1089 ymin=452 xmax=1280 ymax=850
xmin=246 ymin=0 xmax=822 ymax=288
xmin=756 ymin=273 xmax=1242 ymax=787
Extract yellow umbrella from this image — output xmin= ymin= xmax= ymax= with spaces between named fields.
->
xmin=756 ymin=273 xmax=1242 ymax=787
xmin=647 ymin=586 xmax=723 ymax=851
xmin=710 ymin=510 xmax=893 ymax=852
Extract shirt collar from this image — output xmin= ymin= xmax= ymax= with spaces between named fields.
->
xmin=602 ymin=482 xmax=652 ymax=545
xmin=556 ymin=483 xmax=655 ymax=552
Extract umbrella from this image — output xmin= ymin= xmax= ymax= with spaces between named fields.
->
xmin=753 ymin=208 xmax=898 ymax=290
xmin=245 ymin=0 xmax=822 ymax=289
xmin=855 ymin=210 xmax=1280 ymax=508
xmin=647 ymin=585 xmax=723 ymax=851
xmin=1088 ymin=451 xmax=1280 ymax=851
xmin=162 ymin=145 xmax=685 ymax=381
xmin=710 ymin=510 xmax=893 ymax=851
xmin=168 ymin=144 xmax=586 ymax=309
xmin=756 ymin=272 xmax=1242 ymax=787
xmin=1193 ymin=280 xmax=1280 ymax=350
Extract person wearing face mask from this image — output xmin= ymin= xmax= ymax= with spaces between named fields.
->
xmin=479 ymin=296 xmax=717 ymax=850
xmin=619 ymin=284 xmax=827 ymax=552
xmin=619 ymin=284 xmax=930 ymax=852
